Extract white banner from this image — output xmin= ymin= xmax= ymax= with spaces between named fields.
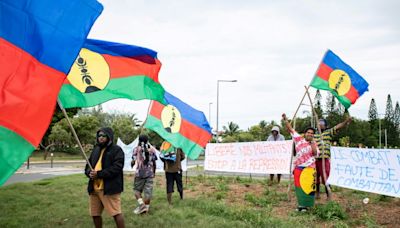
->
xmin=117 ymin=138 xmax=187 ymax=172
xmin=204 ymin=141 xmax=293 ymax=174
xmin=328 ymin=147 xmax=400 ymax=198
xmin=117 ymin=138 xmax=138 ymax=172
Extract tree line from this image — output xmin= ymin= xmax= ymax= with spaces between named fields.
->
xmin=215 ymin=91 xmax=400 ymax=149
xmin=40 ymin=90 xmax=400 ymax=155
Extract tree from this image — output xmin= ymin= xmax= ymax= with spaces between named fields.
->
xmin=337 ymin=102 xmax=345 ymax=115
xmin=111 ymin=116 xmax=138 ymax=144
xmin=325 ymin=93 xmax=337 ymax=115
xmin=367 ymin=98 xmax=379 ymax=141
xmin=72 ymin=115 xmax=100 ymax=145
xmin=314 ymin=89 xmax=323 ymax=117
xmin=236 ymin=132 xmax=255 ymax=142
xmin=141 ymin=129 xmax=164 ymax=149
xmin=222 ymin=135 xmax=236 ymax=143
xmin=41 ymin=106 xmax=80 ymax=147
xmin=222 ymin=121 xmax=241 ymax=137
xmin=48 ymin=119 xmax=73 ymax=148
xmin=385 ymin=94 xmax=394 ymax=121
xmin=368 ymin=98 xmax=378 ymax=121
xmin=383 ymin=94 xmax=399 ymax=147
xmin=248 ymin=125 xmax=263 ymax=141
xmin=394 ymin=101 xmax=400 ymax=130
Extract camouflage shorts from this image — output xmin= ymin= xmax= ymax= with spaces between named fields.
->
xmin=133 ymin=177 xmax=154 ymax=199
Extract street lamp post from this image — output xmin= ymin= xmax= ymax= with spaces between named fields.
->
xmin=379 ymin=117 xmax=382 ymax=148
xmin=384 ymin=129 xmax=387 ymax=148
xmin=378 ymin=113 xmax=388 ymax=148
xmin=216 ymin=79 xmax=237 ymax=142
xmin=208 ymin=102 xmax=213 ymax=129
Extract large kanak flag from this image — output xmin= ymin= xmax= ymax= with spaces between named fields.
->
xmin=144 ymin=92 xmax=212 ymax=159
xmin=58 ymin=39 xmax=165 ymax=108
xmin=0 ymin=0 xmax=103 ymax=186
xmin=310 ymin=50 xmax=369 ymax=109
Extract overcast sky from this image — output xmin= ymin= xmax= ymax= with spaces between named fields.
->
xmin=87 ymin=0 xmax=400 ymax=131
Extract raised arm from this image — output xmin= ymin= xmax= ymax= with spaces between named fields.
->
xmin=282 ymin=113 xmax=293 ymax=132
xmin=334 ymin=116 xmax=352 ymax=131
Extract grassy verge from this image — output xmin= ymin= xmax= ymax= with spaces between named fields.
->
xmin=0 ymin=174 xmax=398 ymax=227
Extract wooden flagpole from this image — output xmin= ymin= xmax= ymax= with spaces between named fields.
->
xmin=139 ymin=100 xmax=153 ymax=135
xmin=57 ymin=99 xmax=93 ymax=170
xmin=287 ymin=50 xmax=330 ymax=200
xmin=286 ymin=86 xmax=309 ymax=201
xmin=304 ymin=86 xmax=332 ymax=200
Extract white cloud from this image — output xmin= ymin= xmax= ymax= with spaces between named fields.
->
xmin=90 ymin=0 xmax=400 ymax=130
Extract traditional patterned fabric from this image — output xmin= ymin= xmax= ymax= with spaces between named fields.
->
xmin=314 ymin=127 xmax=336 ymax=159
xmin=294 ymin=167 xmax=316 ymax=207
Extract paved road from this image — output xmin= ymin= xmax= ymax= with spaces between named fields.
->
xmin=3 ymin=160 xmax=204 ymax=186
xmin=3 ymin=161 xmax=85 ymax=186
xmin=3 ymin=159 xmax=287 ymax=186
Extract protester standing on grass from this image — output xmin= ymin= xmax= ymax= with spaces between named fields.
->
xmin=85 ymin=127 xmax=125 ymax=228
xmin=131 ymin=134 xmax=157 ymax=214
xmin=282 ymin=114 xmax=319 ymax=212
xmin=159 ymin=141 xmax=186 ymax=204
xmin=266 ymin=126 xmax=285 ymax=184
xmin=314 ymin=117 xmax=352 ymax=200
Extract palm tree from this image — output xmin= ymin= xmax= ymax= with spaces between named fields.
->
xmin=222 ymin=121 xmax=241 ymax=137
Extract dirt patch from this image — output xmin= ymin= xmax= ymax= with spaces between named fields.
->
xmin=131 ymin=175 xmax=400 ymax=227
xmin=177 ymin=176 xmax=400 ymax=227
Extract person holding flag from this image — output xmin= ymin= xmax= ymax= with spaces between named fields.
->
xmin=85 ymin=127 xmax=125 ymax=228
xmin=310 ymin=49 xmax=364 ymax=199
xmin=131 ymin=135 xmax=158 ymax=214
xmin=159 ymin=141 xmax=186 ymax=204
xmin=282 ymin=113 xmax=319 ymax=212
xmin=314 ymin=117 xmax=352 ymax=199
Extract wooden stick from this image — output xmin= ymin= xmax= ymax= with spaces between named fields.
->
xmin=290 ymin=88 xmax=308 ymax=125
xmin=57 ymin=99 xmax=93 ymax=170
xmin=286 ymin=86 xmax=309 ymax=201
xmin=139 ymin=100 xmax=153 ymax=134
xmin=304 ymin=86 xmax=332 ymax=199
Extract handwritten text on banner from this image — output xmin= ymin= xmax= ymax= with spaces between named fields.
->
xmin=328 ymin=147 xmax=400 ymax=198
xmin=205 ymin=141 xmax=293 ymax=174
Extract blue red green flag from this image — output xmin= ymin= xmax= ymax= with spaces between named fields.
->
xmin=0 ymin=0 xmax=102 ymax=186
xmin=58 ymin=39 xmax=165 ymax=108
xmin=144 ymin=92 xmax=212 ymax=159
xmin=310 ymin=50 xmax=369 ymax=108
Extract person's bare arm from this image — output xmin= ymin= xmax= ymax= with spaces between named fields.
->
xmin=310 ymin=141 xmax=318 ymax=156
xmin=334 ymin=116 xmax=352 ymax=131
xmin=282 ymin=113 xmax=293 ymax=132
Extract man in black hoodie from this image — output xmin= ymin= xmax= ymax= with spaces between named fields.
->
xmin=85 ymin=127 xmax=125 ymax=228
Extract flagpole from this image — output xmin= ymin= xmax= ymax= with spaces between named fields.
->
xmin=287 ymin=50 xmax=330 ymax=200
xmin=290 ymin=88 xmax=308 ymax=125
xmin=139 ymin=100 xmax=153 ymax=134
xmin=286 ymin=143 xmax=294 ymax=201
xmin=286 ymin=86 xmax=309 ymax=201
xmin=57 ymin=99 xmax=93 ymax=170
xmin=304 ymin=86 xmax=332 ymax=200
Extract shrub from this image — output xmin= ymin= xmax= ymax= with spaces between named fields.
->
xmin=313 ymin=201 xmax=348 ymax=220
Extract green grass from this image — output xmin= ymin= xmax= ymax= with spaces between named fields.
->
xmin=0 ymin=175 xmax=293 ymax=227
xmin=313 ymin=201 xmax=348 ymax=220
xmin=0 ymin=174 xmax=397 ymax=227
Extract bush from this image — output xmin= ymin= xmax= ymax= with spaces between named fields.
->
xmin=53 ymin=146 xmax=80 ymax=155
xmin=313 ymin=201 xmax=348 ymax=220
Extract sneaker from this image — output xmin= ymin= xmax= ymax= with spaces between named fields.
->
xmin=295 ymin=207 xmax=308 ymax=212
xmin=134 ymin=204 xmax=147 ymax=214
xmin=133 ymin=205 xmax=141 ymax=214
